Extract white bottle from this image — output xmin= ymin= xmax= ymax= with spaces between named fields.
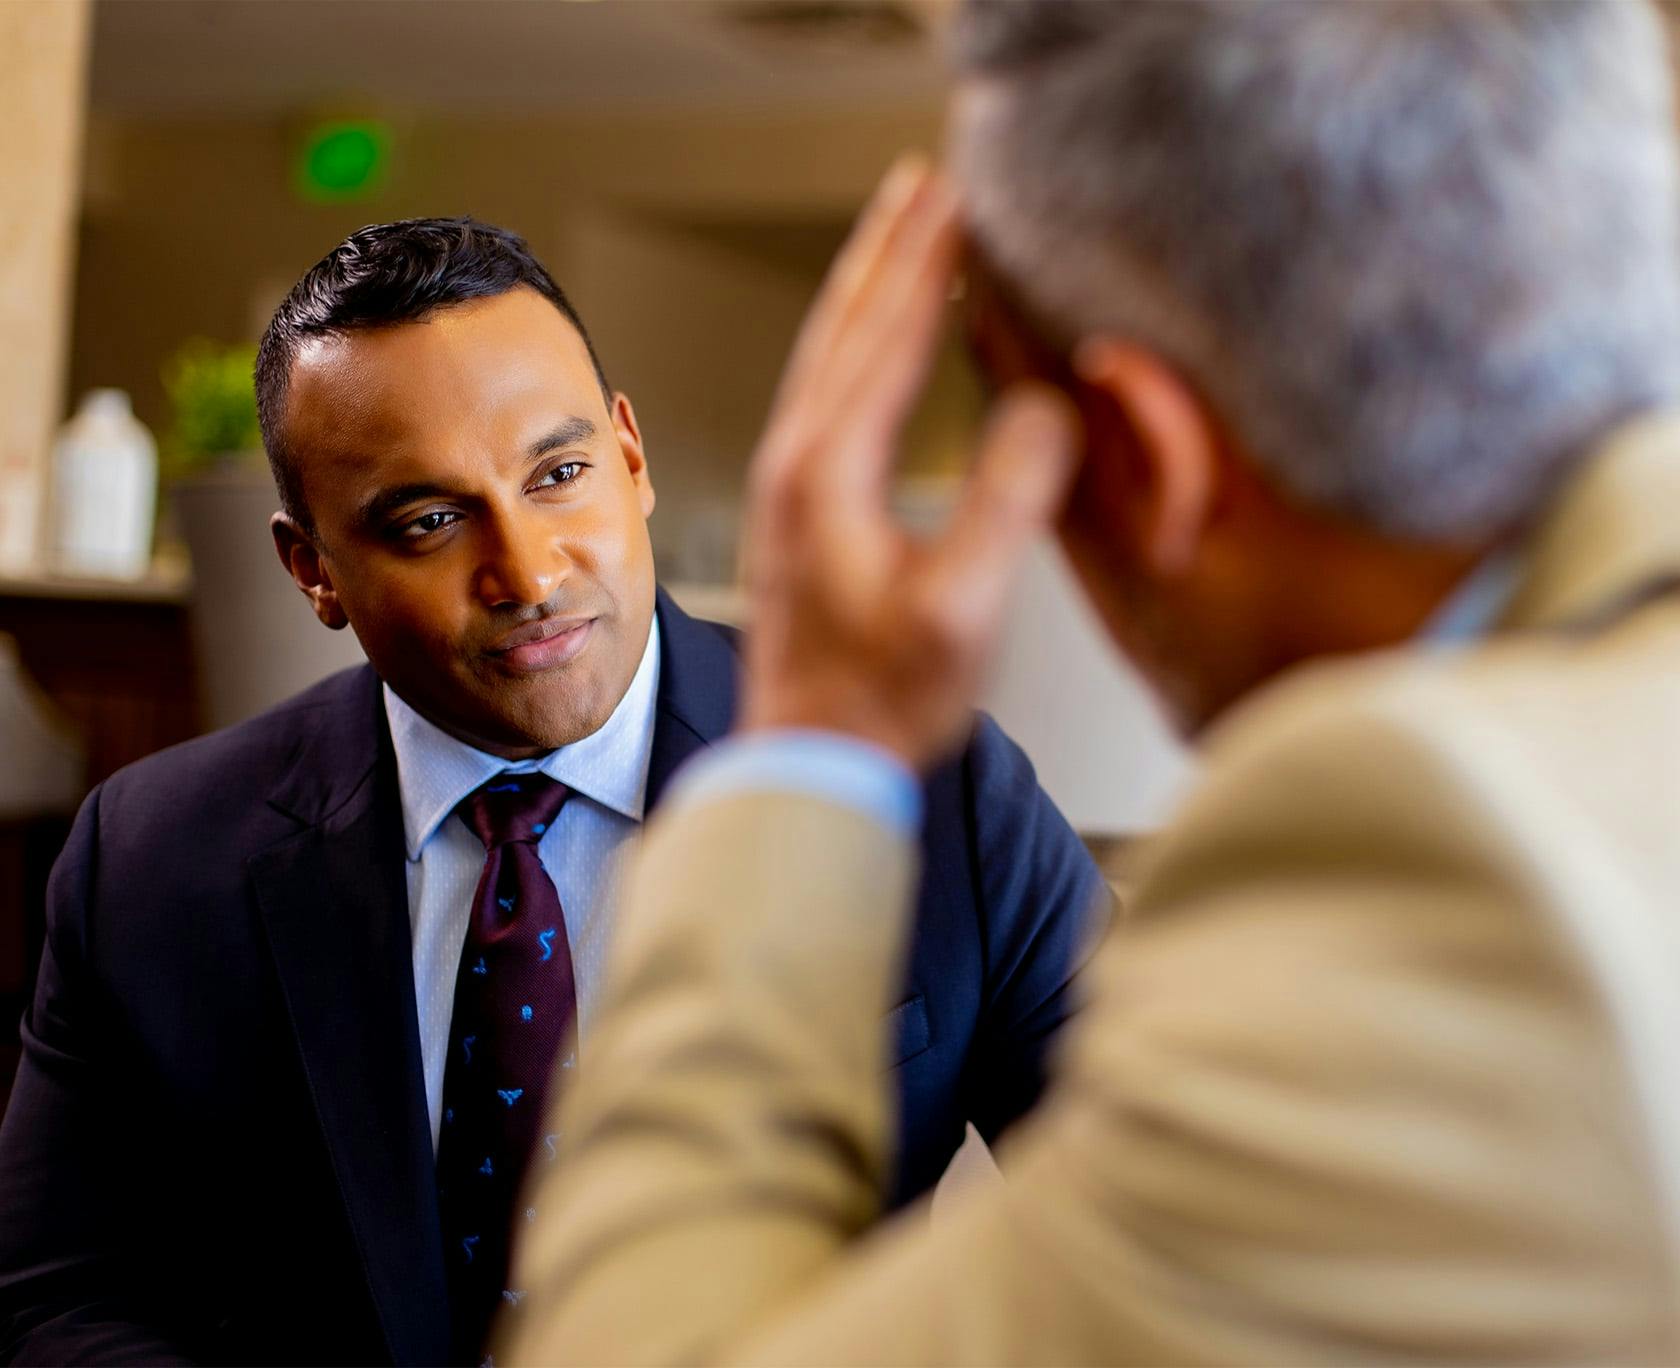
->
xmin=49 ymin=389 xmax=158 ymax=581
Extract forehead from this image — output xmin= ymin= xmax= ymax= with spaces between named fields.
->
xmin=282 ymin=287 xmax=605 ymax=476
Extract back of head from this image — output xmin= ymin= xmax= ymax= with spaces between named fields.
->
xmin=951 ymin=0 xmax=1680 ymax=543
xmin=255 ymin=216 xmax=610 ymax=532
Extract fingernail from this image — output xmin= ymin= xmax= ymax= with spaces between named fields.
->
xmin=880 ymin=152 xmax=930 ymax=209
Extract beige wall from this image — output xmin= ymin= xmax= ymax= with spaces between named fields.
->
xmin=0 ymin=0 xmax=91 ymax=572
xmin=559 ymin=204 xmax=829 ymax=575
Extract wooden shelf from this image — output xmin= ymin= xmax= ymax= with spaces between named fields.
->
xmin=0 ymin=557 xmax=190 ymax=605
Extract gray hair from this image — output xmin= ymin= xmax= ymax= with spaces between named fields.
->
xmin=951 ymin=0 xmax=1680 ymax=543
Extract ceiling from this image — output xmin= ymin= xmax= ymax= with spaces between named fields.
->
xmin=88 ymin=0 xmax=949 ymax=119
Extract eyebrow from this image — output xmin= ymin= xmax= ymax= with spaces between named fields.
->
xmin=529 ymin=416 xmax=596 ymax=459
xmin=355 ymin=416 xmax=600 ymax=529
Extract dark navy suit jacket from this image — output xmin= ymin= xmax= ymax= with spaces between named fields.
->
xmin=0 ymin=591 xmax=1104 ymax=1365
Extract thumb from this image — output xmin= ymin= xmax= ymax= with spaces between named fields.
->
xmin=925 ymin=384 xmax=1080 ymax=622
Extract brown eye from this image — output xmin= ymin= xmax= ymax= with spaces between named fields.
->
xmin=536 ymin=462 xmax=586 ymax=489
xmin=401 ymin=510 xmax=459 ymax=539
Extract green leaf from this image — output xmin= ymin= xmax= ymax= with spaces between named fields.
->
xmin=160 ymin=338 xmax=262 ymax=480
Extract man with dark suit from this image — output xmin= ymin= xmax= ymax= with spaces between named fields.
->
xmin=0 ymin=217 xmax=1103 ymax=1365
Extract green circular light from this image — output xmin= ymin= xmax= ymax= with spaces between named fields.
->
xmin=299 ymin=122 xmax=388 ymax=200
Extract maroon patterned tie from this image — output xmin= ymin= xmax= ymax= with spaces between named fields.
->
xmin=436 ymin=773 xmax=576 ymax=1364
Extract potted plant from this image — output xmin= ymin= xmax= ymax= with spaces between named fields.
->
xmin=161 ymin=339 xmax=265 ymax=482
xmin=163 ymin=339 xmax=363 ymax=730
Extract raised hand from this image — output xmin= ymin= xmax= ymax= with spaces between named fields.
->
xmin=739 ymin=157 xmax=1080 ymax=769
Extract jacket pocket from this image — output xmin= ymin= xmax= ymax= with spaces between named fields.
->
xmin=883 ymin=994 xmax=931 ymax=1070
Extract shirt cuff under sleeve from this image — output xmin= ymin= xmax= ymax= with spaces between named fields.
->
xmin=663 ymin=730 xmax=923 ymax=836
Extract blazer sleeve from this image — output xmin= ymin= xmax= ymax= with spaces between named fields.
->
xmin=502 ymin=697 xmax=1674 ymax=1366
xmin=958 ymin=714 xmax=1111 ymax=1143
xmin=0 ymin=786 xmax=194 ymax=1365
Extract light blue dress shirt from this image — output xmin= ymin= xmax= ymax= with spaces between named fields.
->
xmin=384 ymin=617 xmax=661 ymax=1152
xmin=1419 ymin=548 xmax=1524 ymax=646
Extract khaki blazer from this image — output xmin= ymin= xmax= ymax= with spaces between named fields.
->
xmin=504 ymin=415 xmax=1680 ymax=1365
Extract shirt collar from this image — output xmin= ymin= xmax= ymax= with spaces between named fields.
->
xmin=1419 ymin=548 xmax=1525 ymax=647
xmin=383 ymin=614 xmax=663 ymax=861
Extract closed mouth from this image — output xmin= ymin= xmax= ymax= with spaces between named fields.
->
xmin=484 ymin=615 xmax=598 ymax=673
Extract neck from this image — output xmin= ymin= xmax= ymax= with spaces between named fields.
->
xmin=1186 ymin=519 xmax=1490 ymax=731
xmin=1280 ymin=528 xmax=1486 ymax=656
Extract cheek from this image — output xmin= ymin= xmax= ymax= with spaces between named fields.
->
xmin=569 ymin=490 xmax=654 ymax=583
xmin=338 ymin=561 xmax=468 ymax=656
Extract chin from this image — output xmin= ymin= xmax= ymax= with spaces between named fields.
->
xmin=520 ymin=692 xmax=618 ymax=751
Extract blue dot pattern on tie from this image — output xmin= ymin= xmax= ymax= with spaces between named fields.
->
xmin=497 ymin=896 xmax=515 ymax=912
xmin=519 ymin=1004 xmax=533 ymax=1021
xmin=472 ymin=956 xmax=488 ymax=976
xmin=462 ymin=1235 xmax=480 ymax=1263
xmin=479 ymin=1156 xmax=494 ymax=1176
xmin=537 ymin=927 xmax=556 ymax=961
xmin=532 ymin=822 xmax=546 ymax=835
xmin=497 ymin=1088 xmax=524 ymax=1107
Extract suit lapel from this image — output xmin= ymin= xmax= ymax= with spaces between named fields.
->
xmin=249 ymin=668 xmax=449 ymax=1364
xmin=646 ymin=588 xmax=740 ymax=810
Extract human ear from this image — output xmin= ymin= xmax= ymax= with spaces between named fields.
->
xmin=1071 ymin=339 xmax=1217 ymax=577
xmin=610 ymin=392 xmax=656 ymax=519
xmin=270 ymin=512 xmax=350 ymax=630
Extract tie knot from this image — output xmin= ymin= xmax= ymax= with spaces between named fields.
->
xmin=458 ymin=773 xmax=570 ymax=850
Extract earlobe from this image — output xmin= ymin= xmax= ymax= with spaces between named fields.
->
xmin=1073 ymin=339 xmax=1217 ymax=577
xmin=270 ymin=512 xmax=350 ymax=630
xmin=611 ymin=392 xmax=657 ymax=518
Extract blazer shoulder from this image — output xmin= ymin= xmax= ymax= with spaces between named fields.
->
xmin=96 ymin=665 xmax=379 ymax=838
xmin=941 ymin=710 xmax=1087 ymax=863
xmin=960 ymin=710 xmax=1042 ymax=798
xmin=1142 ymin=645 xmax=1613 ymax=918
xmin=929 ymin=710 xmax=1105 ymax=962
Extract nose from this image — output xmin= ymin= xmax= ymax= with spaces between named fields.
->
xmin=475 ymin=508 xmax=571 ymax=608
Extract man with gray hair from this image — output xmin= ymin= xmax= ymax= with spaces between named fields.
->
xmin=506 ymin=1 xmax=1680 ymax=1361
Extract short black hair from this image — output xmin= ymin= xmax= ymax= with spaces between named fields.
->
xmin=255 ymin=216 xmax=612 ymax=532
